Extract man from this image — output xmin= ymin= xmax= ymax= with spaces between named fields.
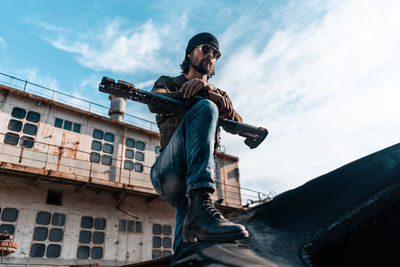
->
xmin=148 ymin=32 xmax=248 ymax=256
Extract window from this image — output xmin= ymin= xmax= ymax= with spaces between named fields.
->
xmin=152 ymin=224 xmax=172 ymax=259
xmin=27 ymin=111 xmax=40 ymax=123
xmin=126 ymin=138 xmax=135 ymax=148
xmin=11 ymin=107 xmax=26 ymax=119
xmin=136 ymin=141 xmax=145 ymax=151
xmin=123 ymin=137 xmax=145 ymax=171
xmin=4 ymin=132 xmax=19 ymax=145
xmin=90 ymin=129 xmax=114 ymax=166
xmin=134 ymin=163 xmax=143 ymax=173
xmin=30 ymin=211 xmax=65 ymax=258
xmin=118 ymin=219 xmax=142 ymax=233
xmin=125 ymin=149 xmax=134 ymax=159
xmin=77 ymin=216 xmax=106 ymax=260
xmin=0 ymin=207 xmax=19 ymax=236
xmin=135 ymin=151 xmax=144 ymax=161
xmin=54 ymin=117 xmax=81 ymax=133
xmin=124 ymin=160 xmax=133 ymax=170
xmin=46 ymin=191 xmax=62 ymax=206
xmin=3 ymin=107 xmax=40 ymax=148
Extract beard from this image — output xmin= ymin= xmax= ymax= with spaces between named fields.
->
xmin=190 ymin=57 xmax=214 ymax=76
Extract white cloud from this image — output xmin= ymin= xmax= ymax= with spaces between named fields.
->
xmin=0 ymin=36 xmax=6 ymax=50
xmin=39 ymin=16 xmax=188 ymax=75
xmin=216 ymin=0 xmax=400 ymax=194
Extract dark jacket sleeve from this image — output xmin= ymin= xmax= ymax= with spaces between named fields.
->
xmin=147 ymin=76 xmax=175 ymax=114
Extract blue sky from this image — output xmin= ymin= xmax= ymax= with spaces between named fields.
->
xmin=1 ymin=0 xmax=400 ymax=196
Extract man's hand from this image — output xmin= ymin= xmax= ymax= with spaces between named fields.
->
xmin=180 ymin=78 xmax=216 ymax=98
xmin=208 ymin=91 xmax=235 ymax=120
xmin=180 ymin=78 xmax=234 ymax=119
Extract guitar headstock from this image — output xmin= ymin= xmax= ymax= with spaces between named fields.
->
xmin=99 ymin=77 xmax=136 ymax=98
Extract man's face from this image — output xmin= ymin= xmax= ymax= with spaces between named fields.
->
xmin=189 ymin=44 xmax=218 ymax=76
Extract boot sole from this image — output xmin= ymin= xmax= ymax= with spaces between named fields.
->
xmin=183 ymin=229 xmax=249 ymax=243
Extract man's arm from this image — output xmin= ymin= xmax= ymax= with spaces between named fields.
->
xmin=147 ymin=76 xmax=177 ymax=114
xmin=179 ymin=78 xmax=241 ymax=121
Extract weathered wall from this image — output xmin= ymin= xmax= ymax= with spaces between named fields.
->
xmin=0 ymin=175 xmax=175 ymax=266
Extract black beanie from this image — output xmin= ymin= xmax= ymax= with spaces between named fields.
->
xmin=185 ymin=32 xmax=220 ymax=56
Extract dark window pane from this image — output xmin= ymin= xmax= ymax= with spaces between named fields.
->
xmin=126 ymin=138 xmax=135 ymax=148
xmin=73 ymin=123 xmax=81 ymax=133
xmin=49 ymin=228 xmax=63 ymax=242
xmin=63 ymin=120 xmax=72 ymax=131
xmin=4 ymin=132 xmax=19 ymax=145
xmin=93 ymin=129 xmax=103 ymax=140
xmin=136 ymin=141 xmax=145 ymax=151
xmin=103 ymin=143 xmax=113 ymax=154
xmin=94 ymin=218 xmax=106 ymax=230
xmin=134 ymin=162 xmax=143 ymax=173
xmin=46 ymin=191 xmax=62 ymax=206
xmin=46 ymin=244 xmax=61 ymax=258
xmin=135 ymin=151 xmax=144 ymax=161
xmin=163 ymin=250 xmax=172 ymax=257
xmin=93 ymin=232 xmax=104 ymax=244
xmin=91 ymin=140 xmax=102 ymax=151
xmin=37 ymin=211 xmax=51 ymax=225
xmin=91 ymin=246 xmax=103 ymax=259
xmin=124 ymin=160 xmax=133 ymax=170
xmin=0 ymin=224 xmax=15 ymax=235
xmin=27 ymin=111 xmax=40 ymax=123
xmin=152 ymin=249 xmax=161 ymax=259
xmin=21 ymin=136 xmax=35 ymax=148
xmin=90 ymin=152 xmax=100 ymax=163
xmin=8 ymin=119 xmax=22 ymax=132
xmin=163 ymin=237 xmax=172 ymax=248
xmin=23 ymin=123 xmax=37 ymax=135
xmin=11 ymin=107 xmax=26 ymax=119
xmin=136 ymin=221 xmax=142 ymax=233
xmin=153 ymin=236 xmax=161 ymax=248
xmin=153 ymin=224 xmax=161 ymax=235
xmin=81 ymin=216 xmax=93 ymax=228
xmin=79 ymin=230 xmax=91 ymax=243
xmin=163 ymin=225 xmax=172 ymax=236
xmin=52 ymin=213 xmax=65 ymax=226
xmin=33 ymin=227 xmax=48 ymax=241
xmin=102 ymin=155 xmax=112 ymax=165
xmin=30 ymin=243 xmax=45 ymax=257
xmin=125 ymin=149 xmax=134 ymax=159
xmin=155 ymin=146 xmax=161 ymax=155
xmin=127 ymin=221 xmax=134 ymax=232
xmin=2 ymin=208 xmax=18 ymax=222
xmin=119 ymin=220 xmax=126 ymax=231
xmin=104 ymin=132 xmax=114 ymax=142
xmin=77 ymin=246 xmax=90 ymax=259
xmin=54 ymin=118 xmax=63 ymax=128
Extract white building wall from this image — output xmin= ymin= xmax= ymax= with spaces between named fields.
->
xmin=0 ymin=175 xmax=175 ymax=266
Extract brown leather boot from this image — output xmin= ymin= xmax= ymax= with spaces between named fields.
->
xmin=182 ymin=189 xmax=249 ymax=242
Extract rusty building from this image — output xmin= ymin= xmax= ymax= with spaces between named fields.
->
xmin=0 ymin=73 xmax=250 ymax=266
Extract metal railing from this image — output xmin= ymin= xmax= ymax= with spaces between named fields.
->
xmin=0 ymin=72 xmax=158 ymax=132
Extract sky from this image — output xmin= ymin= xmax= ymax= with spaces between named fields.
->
xmin=1 ymin=0 xmax=400 ymax=197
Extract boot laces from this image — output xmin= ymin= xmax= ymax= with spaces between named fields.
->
xmin=203 ymin=197 xmax=222 ymax=218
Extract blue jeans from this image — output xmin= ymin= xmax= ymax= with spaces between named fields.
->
xmin=150 ymin=99 xmax=219 ymax=252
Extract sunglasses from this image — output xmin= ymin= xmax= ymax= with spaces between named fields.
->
xmin=197 ymin=44 xmax=221 ymax=59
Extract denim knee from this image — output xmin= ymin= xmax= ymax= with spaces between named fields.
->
xmin=190 ymin=99 xmax=218 ymax=120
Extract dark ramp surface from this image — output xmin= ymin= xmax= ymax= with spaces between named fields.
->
xmin=173 ymin=143 xmax=400 ymax=266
